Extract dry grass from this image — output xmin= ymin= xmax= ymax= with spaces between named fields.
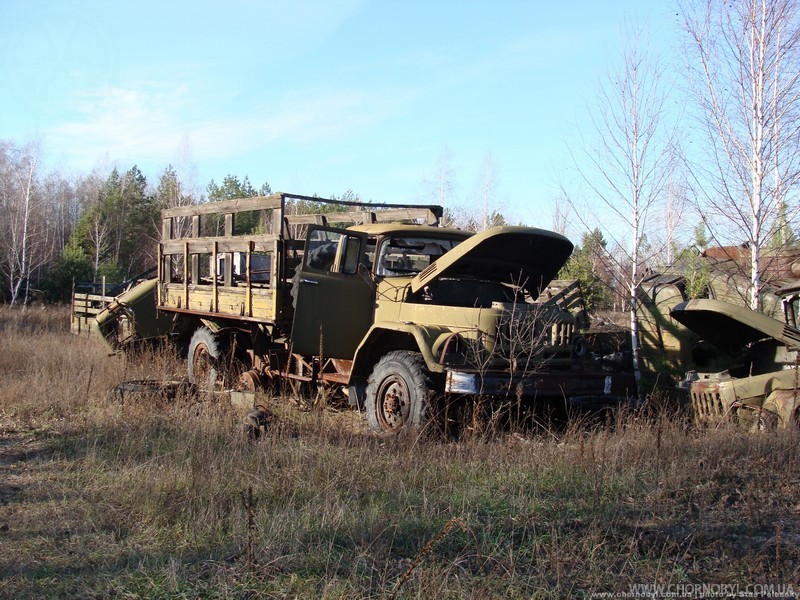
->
xmin=0 ymin=305 xmax=798 ymax=598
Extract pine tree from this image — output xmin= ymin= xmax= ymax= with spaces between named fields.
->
xmin=559 ymin=229 xmax=613 ymax=313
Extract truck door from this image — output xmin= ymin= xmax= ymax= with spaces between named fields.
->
xmin=291 ymin=226 xmax=374 ymax=359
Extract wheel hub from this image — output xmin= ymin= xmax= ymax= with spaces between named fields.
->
xmin=384 ymin=389 xmax=402 ymax=414
xmin=379 ymin=377 xmax=408 ymax=428
xmin=193 ymin=345 xmax=210 ymax=378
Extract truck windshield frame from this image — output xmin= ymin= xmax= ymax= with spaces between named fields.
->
xmin=375 ymin=236 xmax=461 ymax=277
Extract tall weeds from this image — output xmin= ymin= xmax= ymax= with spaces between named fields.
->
xmin=1 ymin=306 xmax=798 ymax=598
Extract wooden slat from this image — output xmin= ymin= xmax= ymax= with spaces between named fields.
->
xmin=161 ymin=195 xmax=283 ymax=217
xmin=223 ymin=214 xmax=233 ymax=287
xmin=160 ymin=234 xmax=279 ymax=255
xmin=283 ymin=208 xmax=439 ymax=227
xmin=161 ymin=283 xmax=277 ymax=322
xmin=372 ymin=208 xmax=439 ymax=225
xmin=284 ymin=214 xmax=329 ymax=225
xmin=72 ymin=293 xmax=115 ymax=303
xmin=74 ymin=306 xmax=107 ymax=316
xmin=191 ymin=216 xmax=200 ymax=283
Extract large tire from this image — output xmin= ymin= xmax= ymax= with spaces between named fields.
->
xmin=188 ymin=327 xmax=226 ymax=390
xmin=365 ymin=351 xmax=439 ymax=433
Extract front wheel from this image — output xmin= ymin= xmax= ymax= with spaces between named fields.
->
xmin=365 ymin=351 xmax=439 ymax=433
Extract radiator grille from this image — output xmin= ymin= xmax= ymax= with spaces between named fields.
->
xmin=691 ymin=387 xmax=725 ymax=423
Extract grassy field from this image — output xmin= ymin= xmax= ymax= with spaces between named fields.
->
xmin=0 ymin=306 xmax=798 ymax=598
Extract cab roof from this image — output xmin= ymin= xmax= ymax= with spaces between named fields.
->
xmin=348 ymin=223 xmax=471 ymax=239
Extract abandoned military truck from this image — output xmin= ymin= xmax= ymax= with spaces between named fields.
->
xmin=89 ymin=193 xmax=636 ymax=433
xmin=671 ymin=297 xmax=800 ymax=430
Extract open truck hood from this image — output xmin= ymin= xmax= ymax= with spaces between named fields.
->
xmin=410 ymin=226 xmax=573 ymax=296
xmin=670 ymin=298 xmax=800 ymax=353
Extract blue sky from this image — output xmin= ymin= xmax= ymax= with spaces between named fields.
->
xmin=0 ymin=0 xmax=682 ymax=229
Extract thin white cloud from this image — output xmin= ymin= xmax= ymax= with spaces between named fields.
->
xmin=45 ymin=82 xmax=409 ymax=171
xmin=48 ymin=85 xmax=189 ymax=167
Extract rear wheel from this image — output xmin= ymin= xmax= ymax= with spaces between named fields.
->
xmin=365 ymin=351 xmax=439 ymax=433
xmin=188 ymin=327 xmax=226 ymax=390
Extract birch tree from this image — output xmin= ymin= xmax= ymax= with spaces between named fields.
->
xmin=472 ymin=152 xmax=503 ymax=232
xmin=87 ymin=208 xmax=111 ymax=281
xmin=0 ymin=141 xmax=47 ymax=305
xmin=564 ymin=21 xmax=677 ymax=392
xmin=681 ymin=0 xmax=800 ymax=310
xmin=420 ymin=147 xmax=458 ymax=212
xmin=663 ymin=179 xmax=689 ymax=265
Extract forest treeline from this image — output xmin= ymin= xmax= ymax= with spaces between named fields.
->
xmin=0 ymin=140 xmax=520 ymax=306
xmin=0 ymin=136 xmax=795 ymax=314
xmin=0 ymin=143 xmax=333 ymax=304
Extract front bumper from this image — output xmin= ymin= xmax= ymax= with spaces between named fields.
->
xmin=444 ymin=369 xmax=638 ymax=407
